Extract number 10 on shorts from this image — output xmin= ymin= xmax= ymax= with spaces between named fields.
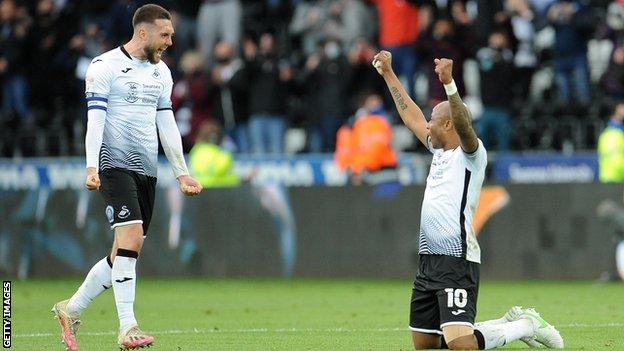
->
xmin=444 ymin=288 xmax=468 ymax=308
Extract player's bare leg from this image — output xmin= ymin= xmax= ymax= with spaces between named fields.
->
xmin=438 ymin=308 xmax=564 ymax=350
xmin=443 ymin=324 xmax=478 ymax=350
xmin=411 ymin=331 xmax=443 ymax=349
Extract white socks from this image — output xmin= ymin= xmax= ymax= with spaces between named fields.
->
xmin=474 ymin=316 xmax=508 ymax=327
xmin=112 ymin=250 xmax=139 ymax=334
xmin=475 ymin=319 xmax=534 ymax=349
xmin=65 ymin=249 xmax=141 ymax=334
xmin=67 ymin=257 xmax=112 ymax=316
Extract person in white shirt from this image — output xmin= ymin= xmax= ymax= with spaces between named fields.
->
xmin=52 ymin=4 xmax=202 ymax=351
xmin=373 ymin=51 xmax=563 ymax=350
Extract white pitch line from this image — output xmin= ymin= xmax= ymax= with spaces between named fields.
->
xmin=14 ymin=323 xmax=623 ymax=338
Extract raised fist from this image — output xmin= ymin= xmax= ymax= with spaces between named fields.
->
xmin=372 ymin=50 xmax=392 ymax=76
xmin=434 ymin=58 xmax=454 ymax=85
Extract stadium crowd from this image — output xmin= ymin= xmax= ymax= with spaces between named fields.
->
xmin=0 ymin=0 xmax=621 ymax=157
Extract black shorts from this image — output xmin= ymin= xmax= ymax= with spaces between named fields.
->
xmin=409 ymin=254 xmax=480 ymax=335
xmin=99 ymin=168 xmax=157 ymax=236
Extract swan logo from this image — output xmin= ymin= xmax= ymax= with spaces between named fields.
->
xmin=118 ymin=206 xmax=131 ymax=219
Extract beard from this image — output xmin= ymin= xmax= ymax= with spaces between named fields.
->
xmin=145 ymin=45 xmax=162 ymax=64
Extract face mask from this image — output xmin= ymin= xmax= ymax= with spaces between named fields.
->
xmin=434 ymin=32 xmax=451 ymax=41
xmin=370 ymin=105 xmax=384 ymax=115
xmin=325 ymin=42 xmax=340 ymax=59
xmin=216 ymin=57 xmax=231 ymax=64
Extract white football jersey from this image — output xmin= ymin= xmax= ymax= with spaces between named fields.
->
xmin=418 ymin=137 xmax=487 ymax=263
xmin=85 ymin=46 xmax=173 ymax=177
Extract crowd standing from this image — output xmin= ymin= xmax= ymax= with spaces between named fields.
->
xmin=0 ymin=0 xmax=620 ymax=157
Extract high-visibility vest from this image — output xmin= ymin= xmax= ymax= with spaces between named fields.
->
xmin=189 ymin=142 xmax=240 ymax=187
xmin=334 ymin=114 xmax=397 ymax=174
xmin=598 ymin=126 xmax=624 ymax=183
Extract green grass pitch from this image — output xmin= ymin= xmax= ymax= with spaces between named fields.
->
xmin=9 ymin=278 xmax=624 ymax=350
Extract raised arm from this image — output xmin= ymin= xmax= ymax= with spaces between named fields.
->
xmin=372 ymin=51 xmax=428 ymax=146
xmin=434 ymin=58 xmax=478 ymax=153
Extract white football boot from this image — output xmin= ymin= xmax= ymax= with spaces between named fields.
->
xmin=518 ymin=308 xmax=564 ymax=349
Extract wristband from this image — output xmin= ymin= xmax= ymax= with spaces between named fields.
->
xmin=444 ymin=79 xmax=458 ymax=96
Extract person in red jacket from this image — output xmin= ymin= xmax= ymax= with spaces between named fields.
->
xmin=369 ymin=0 xmax=422 ymax=99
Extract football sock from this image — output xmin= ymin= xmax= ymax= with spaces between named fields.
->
xmin=474 ymin=319 xmax=533 ymax=349
xmin=474 ymin=316 xmax=508 ymax=326
xmin=112 ymin=249 xmax=139 ymax=334
xmin=67 ymin=256 xmax=113 ymax=315
xmin=616 ymin=240 xmax=624 ymax=280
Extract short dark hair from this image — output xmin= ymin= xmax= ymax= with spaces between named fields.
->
xmin=132 ymin=4 xmax=171 ymax=28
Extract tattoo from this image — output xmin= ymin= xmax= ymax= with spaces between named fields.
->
xmin=448 ymin=92 xmax=478 ymax=149
xmin=390 ymin=86 xmax=408 ymax=111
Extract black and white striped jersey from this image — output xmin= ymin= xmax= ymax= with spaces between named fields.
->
xmin=418 ymin=137 xmax=487 ymax=263
xmin=85 ymin=46 xmax=173 ymax=177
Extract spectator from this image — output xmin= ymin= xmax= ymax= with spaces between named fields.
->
xmin=210 ymin=40 xmax=249 ymax=153
xmin=77 ymin=0 xmax=113 ymax=33
xmin=28 ymin=0 xmax=63 ymax=115
xmin=346 ymin=37 xmax=385 ymax=113
xmin=0 ymin=0 xmax=31 ymax=121
xmin=245 ymin=32 xmax=292 ymax=155
xmin=600 ymin=0 xmax=624 ymax=47
xmin=506 ymin=0 xmax=538 ymax=103
xmin=528 ymin=0 xmax=557 ymax=19
xmin=601 ymin=43 xmax=624 ymax=99
xmin=196 ymin=0 xmax=242 ymax=66
xmin=335 ymin=93 xmax=397 ymax=185
xmin=598 ymin=0 xmax=624 ymax=99
xmin=598 ymin=101 xmax=624 ymax=182
xmin=168 ymin=0 xmax=202 ymax=63
xmin=289 ymin=0 xmax=345 ymax=56
xmin=547 ymin=0 xmax=592 ymax=106
xmin=475 ymin=0 xmax=506 ymax=45
xmin=369 ymin=0 xmax=422 ymax=99
xmin=416 ymin=16 xmax=474 ymax=108
xmin=172 ymin=50 xmax=212 ymax=151
xmin=302 ymin=38 xmax=352 ymax=153
xmin=595 ymin=95 xmax=624 ymax=282
xmin=476 ymin=30 xmax=515 ymax=151
xmin=189 ymin=120 xmax=240 ymax=187
xmin=108 ymin=0 xmax=143 ymax=45
xmin=341 ymin=0 xmax=376 ymax=50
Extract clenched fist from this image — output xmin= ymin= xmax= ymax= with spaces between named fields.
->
xmin=372 ymin=50 xmax=393 ymax=76
xmin=177 ymin=174 xmax=203 ymax=196
xmin=434 ymin=58 xmax=453 ymax=85
xmin=86 ymin=167 xmax=100 ymax=190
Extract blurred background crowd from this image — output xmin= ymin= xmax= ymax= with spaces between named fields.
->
xmin=0 ymin=0 xmax=622 ymax=158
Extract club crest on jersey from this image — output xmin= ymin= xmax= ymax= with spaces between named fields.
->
xmin=124 ymin=82 xmax=139 ymax=103
xmin=106 ymin=205 xmax=114 ymax=223
xmin=118 ymin=205 xmax=131 ymax=219
xmin=152 ymin=68 xmax=160 ymax=79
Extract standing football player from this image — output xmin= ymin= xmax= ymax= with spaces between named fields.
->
xmin=52 ymin=4 xmax=202 ymax=350
xmin=373 ymin=50 xmax=564 ymax=350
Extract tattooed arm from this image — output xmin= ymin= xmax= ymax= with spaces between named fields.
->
xmin=434 ymin=58 xmax=479 ymax=153
xmin=372 ymin=50 xmax=428 ymax=146
xmin=447 ymin=92 xmax=478 ymax=153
